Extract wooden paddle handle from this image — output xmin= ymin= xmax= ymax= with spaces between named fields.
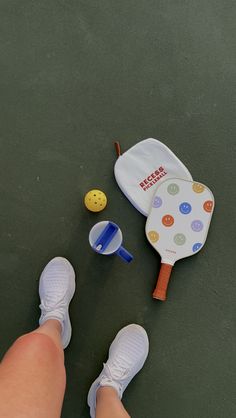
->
xmin=153 ymin=263 xmax=173 ymax=301
xmin=114 ymin=141 xmax=121 ymax=157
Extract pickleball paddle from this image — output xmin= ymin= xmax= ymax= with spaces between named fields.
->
xmin=145 ymin=178 xmax=215 ymax=301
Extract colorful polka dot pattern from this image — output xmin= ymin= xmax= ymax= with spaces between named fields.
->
xmin=146 ymin=179 xmax=214 ymax=258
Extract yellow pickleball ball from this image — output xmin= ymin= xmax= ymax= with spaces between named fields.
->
xmin=84 ymin=189 xmax=107 ymax=212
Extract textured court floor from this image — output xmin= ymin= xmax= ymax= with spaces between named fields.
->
xmin=0 ymin=1 xmax=235 ymax=417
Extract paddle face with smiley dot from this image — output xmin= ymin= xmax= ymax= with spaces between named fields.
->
xmin=146 ymin=178 xmax=215 ymax=301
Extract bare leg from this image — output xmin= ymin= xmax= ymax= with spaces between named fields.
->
xmin=88 ymin=324 xmax=149 ymax=418
xmin=96 ymin=387 xmax=131 ymax=418
xmin=0 ymin=319 xmax=65 ymax=418
xmin=0 ymin=257 xmax=75 ymax=418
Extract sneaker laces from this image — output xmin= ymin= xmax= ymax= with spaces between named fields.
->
xmin=100 ymin=361 xmax=131 ymax=397
xmin=40 ymin=297 xmax=67 ymax=322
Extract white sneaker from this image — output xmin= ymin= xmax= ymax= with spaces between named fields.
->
xmin=87 ymin=324 xmax=149 ymax=418
xmin=39 ymin=256 xmax=76 ymax=349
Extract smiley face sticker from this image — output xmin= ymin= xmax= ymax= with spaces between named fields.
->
xmin=191 ymin=220 xmax=204 ymax=232
xmin=162 ymin=214 xmax=174 ymax=227
xmin=179 ymin=202 xmax=192 ymax=215
xmin=203 ymin=200 xmax=213 ymax=213
xmin=148 ymin=230 xmax=159 ymax=243
xmin=192 ymin=242 xmax=202 ymax=252
xmin=167 ymin=183 xmax=180 ymax=196
xmin=192 ymin=183 xmax=205 ymax=193
xmin=174 ymin=233 xmax=186 ymax=246
xmin=153 ymin=196 xmax=162 ymax=208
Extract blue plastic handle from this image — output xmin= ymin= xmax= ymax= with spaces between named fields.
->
xmin=93 ymin=222 xmax=119 ymax=253
xmin=115 ymin=246 xmax=133 ymax=263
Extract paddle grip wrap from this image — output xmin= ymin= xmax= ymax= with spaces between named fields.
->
xmin=152 ymin=263 xmax=173 ymax=301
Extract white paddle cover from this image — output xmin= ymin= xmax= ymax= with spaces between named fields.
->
xmin=114 ymin=138 xmax=192 ymax=216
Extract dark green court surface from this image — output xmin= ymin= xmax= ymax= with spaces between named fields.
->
xmin=0 ymin=1 xmax=235 ymax=417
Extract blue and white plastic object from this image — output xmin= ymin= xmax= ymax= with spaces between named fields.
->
xmin=89 ymin=221 xmax=133 ymax=263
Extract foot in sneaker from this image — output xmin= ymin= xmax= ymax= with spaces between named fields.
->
xmin=87 ymin=324 xmax=149 ymax=418
xmin=39 ymin=256 xmax=76 ymax=349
